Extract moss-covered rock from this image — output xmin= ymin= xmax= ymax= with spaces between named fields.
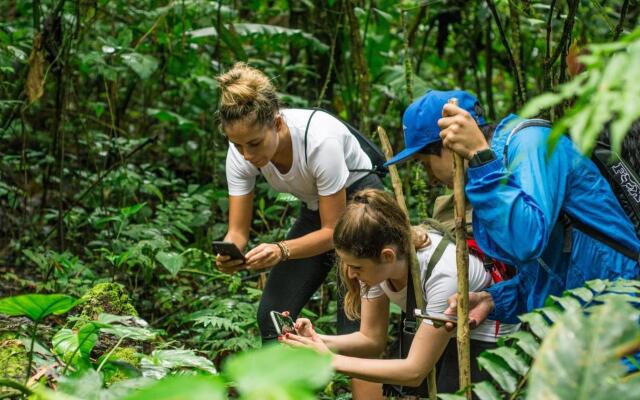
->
xmin=0 ymin=339 xmax=28 ymax=393
xmin=73 ymin=282 xmax=138 ymax=329
xmin=102 ymin=346 xmax=141 ymax=386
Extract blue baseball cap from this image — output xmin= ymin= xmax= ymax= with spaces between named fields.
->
xmin=384 ymin=90 xmax=486 ymax=166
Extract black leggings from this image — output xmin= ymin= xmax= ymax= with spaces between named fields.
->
xmin=257 ymin=173 xmax=384 ymax=343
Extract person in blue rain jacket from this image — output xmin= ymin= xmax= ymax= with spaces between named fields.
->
xmin=384 ymin=89 xmax=640 ymax=325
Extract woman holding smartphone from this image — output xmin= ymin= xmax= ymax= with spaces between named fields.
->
xmin=282 ymin=189 xmax=518 ymax=392
xmin=214 ymin=63 xmax=386 ymax=397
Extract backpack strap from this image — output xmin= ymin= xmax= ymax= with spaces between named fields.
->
xmin=503 ymin=118 xmax=552 ymax=161
xmin=404 ymin=234 xmax=450 ymax=335
xmin=301 ymin=107 xmax=387 ymax=177
xmin=562 ymin=212 xmax=640 ymax=262
xmin=425 ymin=235 xmax=450 ymax=280
xmin=304 ymin=109 xmax=319 ymax=165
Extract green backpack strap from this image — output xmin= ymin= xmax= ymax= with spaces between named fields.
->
xmin=425 ymin=235 xmax=450 ymax=283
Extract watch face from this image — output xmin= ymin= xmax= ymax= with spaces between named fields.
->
xmin=471 ymin=149 xmax=496 ymax=167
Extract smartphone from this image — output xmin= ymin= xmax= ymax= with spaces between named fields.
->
xmin=212 ymin=241 xmax=246 ymax=262
xmin=414 ymin=309 xmax=458 ymax=326
xmin=270 ymin=311 xmax=297 ymax=335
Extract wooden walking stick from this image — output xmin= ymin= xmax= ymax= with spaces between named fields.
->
xmin=377 ymin=126 xmax=437 ymax=400
xmin=448 ymin=97 xmax=472 ymax=399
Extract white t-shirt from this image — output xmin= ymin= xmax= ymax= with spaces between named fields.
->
xmin=225 ymin=109 xmax=372 ymax=210
xmin=363 ymin=232 xmax=519 ymax=342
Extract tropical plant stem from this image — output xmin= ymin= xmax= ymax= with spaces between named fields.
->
xmin=96 ymin=336 xmax=127 ymax=372
xmin=25 ymin=322 xmax=38 ymax=384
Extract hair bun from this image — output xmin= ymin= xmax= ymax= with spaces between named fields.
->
xmin=216 ymin=62 xmax=279 ymax=127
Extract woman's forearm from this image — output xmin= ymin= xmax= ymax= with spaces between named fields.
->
xmin=320 ymin=331 xmax=385 ymax=358
xmin=332 ymin=355 xmax=428 ymax=387
xmin=284 ymin=227 xmax=334 ymax=259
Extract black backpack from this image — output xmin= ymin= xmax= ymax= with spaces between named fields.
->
xmin=505 ymin=119 xmax=640 ymax=262
xmin=302 ymin=108 xmax=388 ymax=178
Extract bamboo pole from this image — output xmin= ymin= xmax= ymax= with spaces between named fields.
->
xmin=377 ymin=126 xmax=437 ymax=400
xmin=448 ymin=98 xmax=472 ymax=398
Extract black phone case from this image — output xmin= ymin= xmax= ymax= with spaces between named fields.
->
xmin=212 ymin=242 xmax=245 ymax=261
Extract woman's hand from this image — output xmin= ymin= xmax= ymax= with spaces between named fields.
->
xmin=293 ymin=318 xmax=315 ymax=337
xmin=215 ymin=254 xmax=246 ymax=274
xmin=411 ymin=225 xmax=431 ymax=250
xmin=443 ymin=291 xmax=495 ymax=331
xmin=244 ymin=243 xmax=283 ymax=270
xmin=280 ymin=327 xmax=331 ymax=354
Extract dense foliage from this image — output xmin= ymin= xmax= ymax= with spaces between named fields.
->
xmin=1 ymin=0 xmax=638 ymax=398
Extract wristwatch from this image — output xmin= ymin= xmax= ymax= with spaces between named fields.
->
xmin=469 ymin=148 xmax=496 ymax=167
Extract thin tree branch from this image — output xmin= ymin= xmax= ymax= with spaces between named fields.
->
xmin=485 ymin=0 xmax=525 ymax=108
xmin=613 ymin=0 xmax=631 ymax=40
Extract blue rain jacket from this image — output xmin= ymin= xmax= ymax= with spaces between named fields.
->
xmin=466 ymin=114 xmax=640 ymax=323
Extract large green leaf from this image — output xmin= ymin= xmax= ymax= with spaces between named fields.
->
xmin=121 ymin=375 xmax=225 ymax=400
xmin=224 ymin=345 xmax=332 ymax=399
xmin=526 ymin=297 xmax=640 ymax=400
xmin=155 ymin=251 xmax=185 ymax=277
xmin=0 ymin=294 xmax=78 ymax=322
xmin=477 ymin=352 xmax=519 ymax=393
xmin=140 ymin=349 xmax=217 ymax=379
xmin=52 ymin=324 xmax=100 ymax=366
xmin=97 ymin=313 xmax=156 ymax=341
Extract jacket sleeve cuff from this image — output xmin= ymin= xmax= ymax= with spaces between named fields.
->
xmin=467 ymin=157 xmax=502 ymax=181
xmin=486 ymin=282 xmax=521 ymax=324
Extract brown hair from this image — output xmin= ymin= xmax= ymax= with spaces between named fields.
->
xmin=216 ymin=62 xmax=280 ymax=130
xmin=334 ymin=189 xmax=412 ymax=320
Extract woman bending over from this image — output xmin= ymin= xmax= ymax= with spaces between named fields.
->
xmin=283 ymin=189 xmax=518 ymax=393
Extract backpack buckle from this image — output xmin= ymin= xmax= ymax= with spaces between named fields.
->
xmin=402 ymin=318 xmax=417 ymax=335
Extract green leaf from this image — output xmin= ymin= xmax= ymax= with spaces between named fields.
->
xmin=549 ymin=294 xmax=581 ymax=312
xmin=477 ymin=352 xmax=519 ymax=393
xmin=520 ymin=92 xmax=563 ymax=118
xmin=473 ymin=380 xmax=501 ymax=400
xmin=121 ymin=375 xmax=225 ymax=400
xmin=52 ymin=324 xmax=100 ymax=366
xmin=218 ymin=23 xmax=247 ymax=61
xmin=120 ymin=202 xmax=147 ymax=217
xmin=121 ymin=53 xmax=158 ymax=80
xmin=97 ymin=314 xmax=157 ymax=341
xmin=276 ymin=192 xmax=300 ymax=204
xmin=504 ymin=331 xmax=539 ymax=358
xmin=0 ymin=294 xmax=78 ymax=322
xmin=22 ymin=249 xmax=48 ymax=270
xmin=437 ymin=395 xmax=467 ymax=400
xmin=140 ymin=349 xmax=217 ymax=379
xmin=485 ymin=347 xmax=529 ymax=376
xmin=518 ymin=312 xmax=550 ymax=339
xmin=527 ymin=297 xmax=640 ymax=399
xmin=56 ymin=370 xmax=103 ymax=399
xmin=538 ymin=306 xmax=564 ymax=324
xmin=585 ymin=279 xmax=608 ymax=293
xmin=155 ymin=251 xmax=185 ymax=277
xmin=568 ymin=287 xmax=595 ymax=303
xmin=224 ymin=344 xmax=333 ymax=398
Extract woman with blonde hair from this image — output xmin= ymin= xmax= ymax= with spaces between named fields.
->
xmin=282 ymin=188 xmax=518 ymax=393
xmin=214 ymin=63 xmax=386 ymax=396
